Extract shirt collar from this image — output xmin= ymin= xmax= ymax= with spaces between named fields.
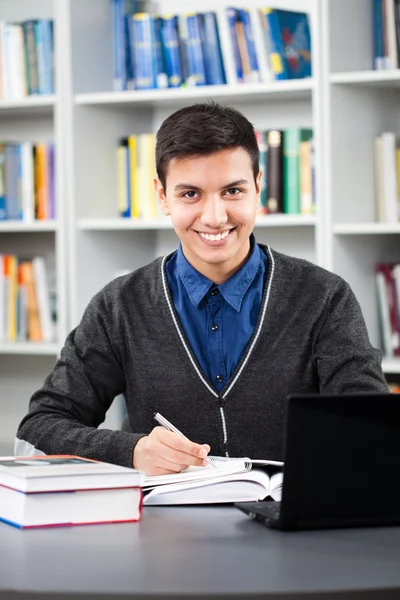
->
xmin=176 ymin=234 xmax=262 ymax=312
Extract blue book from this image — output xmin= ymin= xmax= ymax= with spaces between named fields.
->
xmin=132 ymin=13 xmax=157 ymax=89
xmin=237 ymin=9 xmax=260 ymax=82
xmin=262 ymin=9 xmax=312 ymax=80
xmin=112 ymin=0 xmax=126 ymax=90
xmin=5 ymin=145 xmax=21 ymax=221
xmin=125 ymin=14 xmax=135 ymax=89
xmin=34 ymin=21 xmax=46 ymax=93
xmin=175 ymin=15 xmax=189 ymax=85
xmin=161 ymin=16 xmax=182 ymax=87
xmin=198 ymin=12 xmax=226 ymax=85
xmin=40 ymin=20 xmax=54 ymax=94
xmin=153 ymin=16 xmax=169 ymax=88
xmin=226 ymin=8 xmax=243 ymax=82
xmin=373 ymin=0 xmax=385 ymax=70
xmin=0 ymin=145 xmax=6 ymax=220
xmin=185 ymin=14 xmax=206 ymax=86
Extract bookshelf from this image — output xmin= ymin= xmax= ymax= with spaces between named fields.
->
xmin=1 ymin=0 xmax=399 ymax=454
xmin=322 ymin=0 xmax=400 ymax=371
xmin=0 ymin=0 xmax=66 ymax=454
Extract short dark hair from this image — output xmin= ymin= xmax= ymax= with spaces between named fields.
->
xmin=156 ymin=101 xmax=259 ymax=190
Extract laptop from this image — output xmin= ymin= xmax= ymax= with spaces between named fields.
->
xmin=235 ymin=393 xmax=400 ymax=531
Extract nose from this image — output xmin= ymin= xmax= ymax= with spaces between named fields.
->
xmin=200 ymin=196 xmax=228 ymax=229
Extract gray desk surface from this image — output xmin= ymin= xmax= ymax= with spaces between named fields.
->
xmin=1 ymin=506 xmax=400 ymax=600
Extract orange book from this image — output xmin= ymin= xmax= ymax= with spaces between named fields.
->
xmin=34 ymin=144 xmax=48 ymax=220
xmin=20 ymin=261 xmax=42 ymax=342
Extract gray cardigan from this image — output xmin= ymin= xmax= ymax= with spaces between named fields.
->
xmin=15 ymin=245 xmax=388 ymax=466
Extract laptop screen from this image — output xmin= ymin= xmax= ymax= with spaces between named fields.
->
xmin=281 ymin=393 xmax=400 ymax=528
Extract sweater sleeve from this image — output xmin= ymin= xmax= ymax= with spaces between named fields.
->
xmin=15 ymin=287 xmax=146 ymax=468
xmin=313 ymin=278 xmax=389 ymax=394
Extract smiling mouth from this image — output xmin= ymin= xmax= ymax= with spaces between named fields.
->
xmin=196 ymin=228 xmax=235 ymax=242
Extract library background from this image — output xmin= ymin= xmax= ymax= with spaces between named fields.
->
xmin=0 ymin=0 xmax=399 ymax=456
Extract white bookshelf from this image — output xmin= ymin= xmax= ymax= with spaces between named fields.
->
xmin=1 ymin=0 xmax=399 ymax=454
xmin=322 ymin=0 xmax=400 ymax=373
xmin=0 ymin=0 xmax=67 ymax=454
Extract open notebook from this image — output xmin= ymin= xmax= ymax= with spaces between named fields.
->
xmin=143 ymin=457 xmax=283 ymax=506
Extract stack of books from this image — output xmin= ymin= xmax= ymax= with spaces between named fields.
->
xmin=0 ymin=142 xmax=55 ymax=222
xmin=0 ymin=20 xmax=55 ymax=99
xmin=0 ymin=255 xmax=55 ymax=344
xmin=112 ymin=1 xmax=312 ymax=90
xmin=0 ymin=455 xmax=144 ymax=528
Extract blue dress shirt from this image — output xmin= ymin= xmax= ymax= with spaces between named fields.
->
xmin=166 ymin=235 xmax=268 ymax=392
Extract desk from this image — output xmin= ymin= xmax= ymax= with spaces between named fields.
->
xmin=1 ymin=506 xmax=400 ymax=600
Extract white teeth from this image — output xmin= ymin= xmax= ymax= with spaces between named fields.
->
xmin=199 ymin=230 xmax=230 ymax=241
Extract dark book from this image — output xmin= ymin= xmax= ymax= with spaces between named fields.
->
xmin=266 ymin=130 xmax=283 ymax=213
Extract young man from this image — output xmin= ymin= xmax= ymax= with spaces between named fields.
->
xmin=15 ymin=102 xmax=388 ymax=475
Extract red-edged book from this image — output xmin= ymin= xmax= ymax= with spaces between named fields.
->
xmin=0 ymin=455 xmax=144 ymax=529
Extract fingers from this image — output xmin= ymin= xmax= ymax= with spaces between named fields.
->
xmin=156 ymin=429 xmax=210 ymax=467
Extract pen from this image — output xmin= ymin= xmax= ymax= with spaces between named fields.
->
xmin=154 ymin=412 xmax=218 ymax=469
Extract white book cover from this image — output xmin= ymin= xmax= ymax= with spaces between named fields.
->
xmin=385 ymin=0 xmax=398 ymax=69
xmin=381 ymin=132 xmax=398 ymax=223
xmin=249 ymin=7 xmax=271 ymax=83
xmin=374 ymin=136 xmax=385 ymax=222
xmin=32 ymin=256 xmax=54 ymax=342
xmin=0 ymin=455 xmax=144 ymax=493
xmin=0 ymin=23 xmax=10 ymax=101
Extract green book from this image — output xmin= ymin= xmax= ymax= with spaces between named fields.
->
xmin=283 ymin=128 xmax=313 ymax=214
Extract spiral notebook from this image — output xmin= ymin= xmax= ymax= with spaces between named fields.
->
xmin=142 ymin=456 xmax=283 ymax=506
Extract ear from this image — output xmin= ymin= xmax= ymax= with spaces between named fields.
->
xmin=154 ymin=178 xmax=170 ymax=216
xmin=255 ymin=170 xmax=262 ymax=204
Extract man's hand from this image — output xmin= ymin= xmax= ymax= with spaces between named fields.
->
xmin=133 ymin=426 xmax=211 ymax=476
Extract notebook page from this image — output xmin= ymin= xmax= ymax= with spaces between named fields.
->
xmin=143 ymin=469 xmax=272 ymax=505
xmin=270 ymin=472 xmax=283 ymax=501
xmin=210 ymin=456 xmax=284 ymax=467
xmin=143 ymin=458 xmax=249 ymax=489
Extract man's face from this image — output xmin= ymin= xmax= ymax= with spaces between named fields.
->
xmin=156 ymin=148 xmax=261 ymax=283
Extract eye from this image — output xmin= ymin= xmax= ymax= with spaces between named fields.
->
xmin=225 ymin=187 xmax=243 ymax=196
xmin=183 ymin=190 xmax=199 ymax=199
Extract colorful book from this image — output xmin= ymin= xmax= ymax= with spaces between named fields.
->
xmin=198 ymin=12 xmax=226 ymax=85
xmin=266 ymin=130 xmax=283 ymax=213
xmin=283 ymin=128 xmax=313 ymax=214
xmin=132 ymin=13 xmax=157 ymax=89
xmin=161 ymin=15 xmax=182 ymax=87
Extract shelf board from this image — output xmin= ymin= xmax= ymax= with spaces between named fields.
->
xmin=78 ymin=214 xmax=317 ymax=231
xmin=330 ymin=70 xmax=400 ymax=88
xmin=334 ymin=223 xmax=400 ymax=235
xmin=382 ymin=358 xmax=400 ymax=374
xmin=0 ymin=342 xmax=60 ymax=356
xmin=75 ymin=79 xmax=314 ymax=108
xmin=0 ymin=220 xmax=58 ymax=233
xmin=0 ymin=95 xmax=55 ymax=115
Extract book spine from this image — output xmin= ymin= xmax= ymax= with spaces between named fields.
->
xmin=125 ymin=14 xmax=135 ymax=90
xmin=381 ymin=132 xmax=398 ymax=222
xmin=160 ymin=16 xmax=182 ymax=88
xmin=0 ymin=144 xmax=6 ymax=220
xmin=112 ymin=0 xmax=126 ymax=91
xmin=153 ymin=16 xmax=168 ymax=89
xmin=132 ymin=13 xmax=156 ymax=89
xmin=199 ymin=12 xmax=226 ymax=85
xmin=266 ymin=130 xmax=283 ymax=213
xmin=283 ymin=128 xmax=300 ymax=215
xmin=41 ymin=20 xmax=53 ymax=94
xmin=17 ymin=262 xmax=27 ymax=341
xmin=226 ymin=8 xmax=244 ymax=82
xmin=299 ymin=140 xmax=313 ymax=215
xmin=48 ymin=144 xmax=55 ymax=220
xmin=5 ymin=145 xmax=21 ymax=220
xmin=395 ymin=0 xmax=400 ymax=65
xmin=7 ymin=254 xmax=18 ymax=342
xmin=32 ymin=256 xmax=54 ymax=342
xmin=185 ymin=14 xmax=207 ymax=86
xmin=249 ymin=7 xmax=271 ymax=83
xmin=34 ymin=21 xmax=46 ymax=94
xmin=20 ymin=142 xmax=34 ymax=223
xmin=23 ymin=21 xmax=39 ymax=94
xmin=385 ymin=0 xmax=398 ymax=69
xmin=374 ymin=0 xmax=386 ymax=69
xmin=176 ymin=15 xmax=189 ymax=85
xmin=117 ymin=139 xmax=129 ymax=218
xmin=237 ymin=9 xmax=259 ymax=82
xmin=261 ymin=9 xmax=287 ymax=80
xmin=128 ymin=135 xmax=139 ymax=218
xmin=0 ymin=255 xmax=4 ymax=341
xmin=21 ymin=261 xmax=42 ymax=342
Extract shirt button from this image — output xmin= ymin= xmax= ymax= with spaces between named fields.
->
xmin=216 ymin=374 xmax=224 ymax=383
xmin=211 ymin=289 xmax=219 ymax=296
xmin=211 ymin=324 xmax=218 ymax=332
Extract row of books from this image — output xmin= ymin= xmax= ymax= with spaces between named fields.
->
xmin=374 ymin=132 xmax=400 ymax=223
xmin=373 ymin=0 xmax=400 ymax=70
xmin=112 ymin=1 xmax=312 ymax=91
xmin=0 ymin=255 xmax=55 ymax=343
xmin=117 ymin=127 xmax=315 ymax=220
xmin=0 ymin=20 xmax=54 ymax=100
xmin=0 ymin=142 xmax=55 ymax=222
xmin=376 ymin=262 xmax=400 ymax=358
xmin=257 ymin=128 xmax=315 ymax=216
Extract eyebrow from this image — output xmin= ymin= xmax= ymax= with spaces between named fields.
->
xmin=173 ymin=179 xmax=250 ymax=192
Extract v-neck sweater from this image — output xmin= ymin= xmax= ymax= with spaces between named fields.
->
xmin=15 ymin=245 xmax=388 ymax=467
